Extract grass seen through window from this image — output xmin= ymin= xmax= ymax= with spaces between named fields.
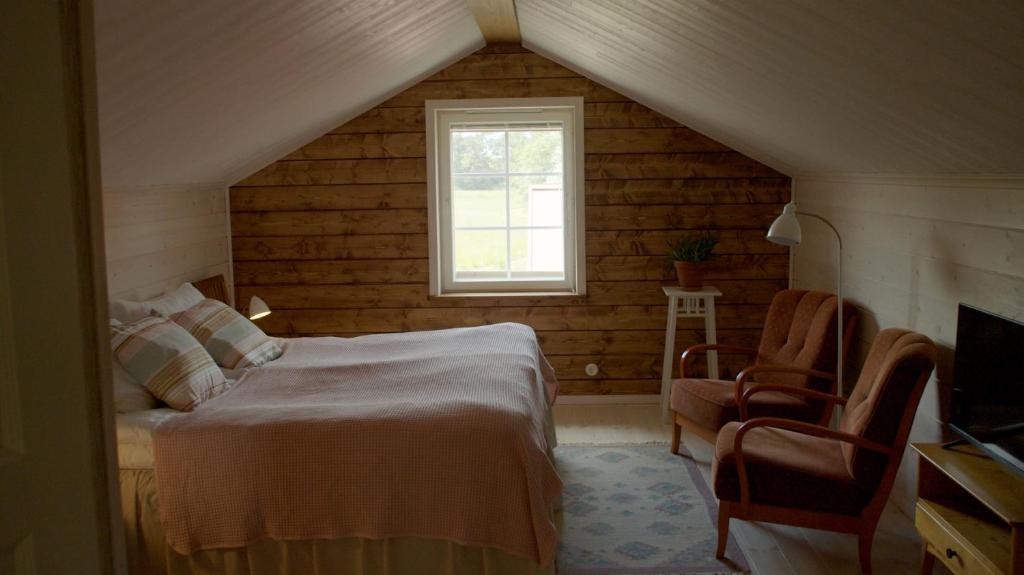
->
xmin=451 ymin=126 xmax=565 ymax=279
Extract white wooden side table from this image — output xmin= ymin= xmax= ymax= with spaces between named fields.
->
xmin=660 ymin=286 xmax=723 ymax=422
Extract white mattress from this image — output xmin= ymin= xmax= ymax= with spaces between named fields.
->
xmin=116 ymin=408 xmax=183 ymax=469
xmin=117 ymin=369 xmax=245 ymax=469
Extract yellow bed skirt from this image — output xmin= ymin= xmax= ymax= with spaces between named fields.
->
xmin=120 ymin=470 xmax=558 ymax=575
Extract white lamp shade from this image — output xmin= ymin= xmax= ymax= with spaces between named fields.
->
xmin=248 ymin=295 xmax=271 ymax=320
xmin=766 ymin=203 xmax=802 ymax=246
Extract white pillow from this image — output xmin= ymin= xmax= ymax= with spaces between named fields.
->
xmin=112 ymin=358 xmax=159 ymax=413
xmin=171 ymin=298 xmax=283 ymax=369
xmin=111 ymin=315 xmax=228 ymax=411
xmin=109 ymin=298 xmax=152 ymax=324
xmin=149 ymin=282 xmax=205 ymax=317
xmin=110 ymin=318 xmax=160 ymax=413
xmin=109 ymin=282 xmax=206 ymax=323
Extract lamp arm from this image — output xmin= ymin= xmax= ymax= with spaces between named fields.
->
xmin=795 ymin=211 xmax=842 ymax=250
xmin=795 ymin=211 xmax=844 ymax=399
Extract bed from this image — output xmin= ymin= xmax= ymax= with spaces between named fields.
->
xmin=114 ymin=276 xmax=562 ymax=575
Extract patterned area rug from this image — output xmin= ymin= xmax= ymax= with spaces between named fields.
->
xmin=555 ymin=444 xmax=749 ymax=575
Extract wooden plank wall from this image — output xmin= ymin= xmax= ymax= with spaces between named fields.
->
xmin=792 ymin=174 xmax=1024 ymax=513
xmin=104 ymin=183 xmax=233 ymax=301
xmin=230 ymin=45 xmax=791 ymax=395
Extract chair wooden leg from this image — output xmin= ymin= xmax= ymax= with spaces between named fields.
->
xmin=671 ymin=419 xmax=682 ymax=454
xmin=858 ymin=527 xmax=875 ymax=574
xmin=716 ymin=502 xmax=731 ymax=559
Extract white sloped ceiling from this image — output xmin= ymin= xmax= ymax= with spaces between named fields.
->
xmin=95 ymin=1 xmax=1024 ymax=185
xmin=518 ymin=0 xmax=1024 ymax=175
xmin=94 ymin=0 xmax=483 ymax=187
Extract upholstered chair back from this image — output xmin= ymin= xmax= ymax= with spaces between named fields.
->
xmin=839 ymin=329 xmax=936 ymax=488
xmin=754 ymin=289 xmax=856 ymax=391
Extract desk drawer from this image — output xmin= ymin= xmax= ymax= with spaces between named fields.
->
xmin=916 ymin=500 xmax=1002 ymax=575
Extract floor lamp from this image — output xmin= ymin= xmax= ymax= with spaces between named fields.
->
xmin=766 ymin=203 xmax=846 ymax=398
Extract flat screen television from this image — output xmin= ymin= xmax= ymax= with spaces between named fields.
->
xmin=950 ymin=304 xmax=1024 ymax=475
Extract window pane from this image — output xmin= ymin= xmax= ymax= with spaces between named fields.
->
xmin=509 ymin=128 xmax=563 ymax=174
xmin=509 ymin=175 xmax=563 ymax=227
xmin=453 ymin=230 xmax=507 ymax=275
xmin=451 ymin=130 xmax=505 ymax=174
xmin=510 ymin=229 xmax=565 ymax=275
xmin=453 ymin=176 xmax=506 ymax=227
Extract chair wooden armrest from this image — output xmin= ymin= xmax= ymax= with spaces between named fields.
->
xmin=679 ymin=344 xmax=758 ymax=378
xmin=733 ymin=364 xmax=836 ymax=419
xmin=732 ymin=417 xmax=895 ymax=508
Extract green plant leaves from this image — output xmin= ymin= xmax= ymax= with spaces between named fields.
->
xmin=666 ymin=231 xmax=718 ymax=263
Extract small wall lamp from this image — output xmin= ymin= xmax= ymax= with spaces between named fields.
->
xmin=248 ymin=295 xmax=271 ymax=320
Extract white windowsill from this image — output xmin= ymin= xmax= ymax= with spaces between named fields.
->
xmin=431 ymin=291 xmax=584 ymax=298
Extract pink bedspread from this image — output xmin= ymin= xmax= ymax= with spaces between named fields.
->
xmin=152 ymin=323 xmax=562 ymax=565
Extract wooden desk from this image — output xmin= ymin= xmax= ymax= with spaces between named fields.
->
xmin=914 ymin=443 xmax=1024 ymax=574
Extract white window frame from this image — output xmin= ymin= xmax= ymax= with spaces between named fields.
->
xmin=426 ymin=97 xmax=586 ymax=296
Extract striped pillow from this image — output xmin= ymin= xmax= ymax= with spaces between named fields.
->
xmin=111 ymin=316 xmax=228 ymax=411
xmin=171 ymin=299 xmax=283 ymax=369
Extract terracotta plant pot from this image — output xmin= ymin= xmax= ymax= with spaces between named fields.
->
xmin=674 ymin=261 xmax=705 ymax=290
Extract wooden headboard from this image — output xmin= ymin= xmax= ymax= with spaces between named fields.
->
xmin=192 ymin=274 xmax=229 ymax=305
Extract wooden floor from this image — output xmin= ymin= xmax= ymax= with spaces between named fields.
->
xmin=552 ymin=403 xmax=939 ymax=575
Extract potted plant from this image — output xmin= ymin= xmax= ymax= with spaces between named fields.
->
xmin=666 ymin=231 xmax=718 ymax=290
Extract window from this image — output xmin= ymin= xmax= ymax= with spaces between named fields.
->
xmin=426 ymin=98 xmax=585 ymax=296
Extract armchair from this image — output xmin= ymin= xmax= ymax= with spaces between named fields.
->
xmin=712 ymin=328 xmax=937 ymax=574
xmin=670 ymin=289 xmax=857 ymax=454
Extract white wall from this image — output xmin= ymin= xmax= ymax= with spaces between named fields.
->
xmin=791 ymin=174 xmax=1024 ymax=514
xmin=103 ymin=183 xmax=232 ymax=302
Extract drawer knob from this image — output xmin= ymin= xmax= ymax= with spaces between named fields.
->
xmin=945 ymin=548 xmax=959 ymax=560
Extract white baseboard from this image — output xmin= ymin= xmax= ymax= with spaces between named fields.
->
xmin=556 ymin=394 xmax=660 ymax=405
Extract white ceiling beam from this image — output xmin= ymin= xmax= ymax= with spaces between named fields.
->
xmin=466 ymin=0 xmax=520 ymax=44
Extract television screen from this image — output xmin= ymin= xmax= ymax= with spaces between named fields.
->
xmin=950 ymin=304 xmax=1024 ymax=475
